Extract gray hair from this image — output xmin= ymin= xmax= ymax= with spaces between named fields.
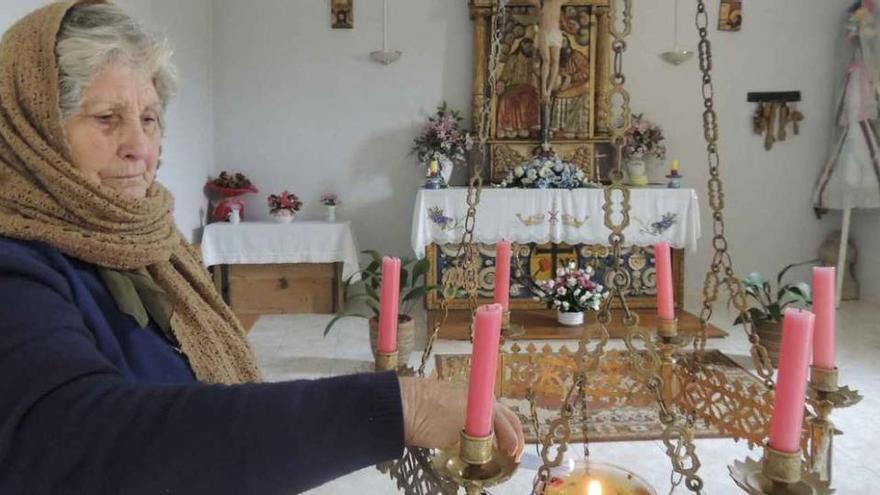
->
xmin=56 ymin=3 xmax=178 ymax=120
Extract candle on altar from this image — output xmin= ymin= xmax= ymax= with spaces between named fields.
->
xmin=377 ymin=256 xmax=401 ymax=354
xmin=428 ymin=160 xmax=440 ymax=177
xmin=670 ymin=159 xmax=680 ymax=174
xmin=812 ymin=267 xmax=836 ymax=369
xmin=494 ymin=240 xmax=512 ymax=312
xmin=768 ymin=308 xmax=815 ymax=453
xmin=464 ymin=303 xmax=503 ymax=438
xmin=654 ymin=242 xmax=675 ymax=321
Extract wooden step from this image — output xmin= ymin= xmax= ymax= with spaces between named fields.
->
xmin=430 ymin=308 xmax=728 ymax=341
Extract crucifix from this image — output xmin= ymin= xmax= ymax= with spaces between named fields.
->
xmin=521 ymin=0 xmax=567 ymax=149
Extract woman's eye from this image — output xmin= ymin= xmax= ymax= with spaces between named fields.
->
xmin=95 ymin=114 xmax=115 ymax=123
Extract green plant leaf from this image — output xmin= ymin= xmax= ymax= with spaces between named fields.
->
xmin=323 ymin=313 xmax=368 ymax=337
xmin=362 ymin=260 xmax=380 ymax=278
xmin=411 ymin=257 xmax=430 ymax=286
xmin=403 ymin=286 xmax=429 ymax=302
xmin=776 ymin=258 xmax=818 ymax=287
xmin=399 ymin=268 xmax=410 ymax=292
xmin=362 ymin=249 xmax=383 ymax=266
xmin=743 ymin=272 xmax=767 ymax=288
xmin=366 ymin=299 xmax=381 ymax=316
xmin=364 ymin=282 xmax=380 ymax=301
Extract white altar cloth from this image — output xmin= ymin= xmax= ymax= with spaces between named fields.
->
xmin=411 ymin=187 xmax=700 ymax=258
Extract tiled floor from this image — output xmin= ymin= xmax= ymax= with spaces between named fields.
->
xmin=249 ymin=302 xmax=880 ymax=494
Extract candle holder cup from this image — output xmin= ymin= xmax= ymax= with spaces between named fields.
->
xmin=374 ymin=350 xmax=399 ymax=372
xmin=806 ymin=366 xmax=862 ymax=482
xmin=729 ymin=444 xmax=832 ymax=494
xmin=431 ymin=430 xmax=519 ymax=495
xmin=501 ymin=310 xmax=525 ymax=339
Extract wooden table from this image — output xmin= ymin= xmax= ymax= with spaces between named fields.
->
xmin=201 ymin=221 xmax=360 ymax=331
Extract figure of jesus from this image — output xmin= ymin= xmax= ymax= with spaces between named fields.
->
xmin=527 ymin=0 xmax=566 ymax=103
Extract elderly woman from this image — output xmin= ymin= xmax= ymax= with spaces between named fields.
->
xmin=0 ymin=2 xmax=523 ymax=494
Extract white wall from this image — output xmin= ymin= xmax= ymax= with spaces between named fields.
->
xmin=212 ymin=0 xmax=857 ymax=305
xmin=624 ymin=0 xmax=846 ymax=306
xmin=1 ymin=0 xmax=215 ymax=242
xmin=212 ymin=0 xmax=473 ymax=257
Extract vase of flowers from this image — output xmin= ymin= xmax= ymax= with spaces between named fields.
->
xmin=267 ymin=190 xmax=303 ymax=223
xmin=411 ymin=102 xmax=470 ymax=188
xmin=321 ymin=193 xmax=339 ymax=222
xmin=624 ymin=114 xmax=667 ymax=185
xmin=532 ymin=261 xmax=607 ymax=327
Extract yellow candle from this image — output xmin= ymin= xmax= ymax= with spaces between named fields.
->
xmin=429 ymin=160 xmax=440 ymax=175
xmin=670 ymin=159 xmax=680 ymax=173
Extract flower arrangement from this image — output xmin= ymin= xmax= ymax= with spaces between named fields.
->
xmin=267 ymin=190 xmax=303 ymax=215
xmin=205 ymin=171 xmax=258 ymax=223
xmin=411 ymin=102 xmax=470 ymax=171
xmin=496 ymin=157 xmax=589 ymax=189
xmin=205 ymin=171 xmax=258 ymax=196
xmin=623 ymin=114 xmax=667 ymax=160
xmin=320 ymin=193 xmax=339 ymax=206
xmin=532 ymin=261 xmax=607 ymax=313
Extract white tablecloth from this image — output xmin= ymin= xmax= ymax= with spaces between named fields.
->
xmin=201 ymin=221 xmax=360 ymax=280
xmin=411 ymin=187 xmax=701 ymax=258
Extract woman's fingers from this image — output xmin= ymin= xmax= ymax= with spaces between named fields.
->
xmin=493 ymin=403 xmax=525 ymax=461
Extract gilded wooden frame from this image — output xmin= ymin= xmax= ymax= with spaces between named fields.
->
xmin=468 ymin=0 xmax=613 ymax=181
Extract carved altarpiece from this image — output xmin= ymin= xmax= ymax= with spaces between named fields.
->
xmin=469 ymin=0 xmax=615 ymax=182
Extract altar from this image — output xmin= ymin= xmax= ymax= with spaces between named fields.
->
xmin=412 ymin=186 xmax=715 ymax=339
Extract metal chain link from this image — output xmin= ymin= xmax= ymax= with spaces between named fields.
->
xmin=692 ymin=0 xmax=774 ymax=387
xmin=418 ymin=1 xmax=510 ymax=373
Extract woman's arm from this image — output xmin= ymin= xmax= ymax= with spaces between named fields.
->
xmin=0 ymin=252 xmax=403 ymax=495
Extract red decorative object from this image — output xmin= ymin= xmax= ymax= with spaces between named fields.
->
xmin=213 ymin=197 xmax=245 ymax=223
xmin=205 ymin=171 xmax=259 ymax=222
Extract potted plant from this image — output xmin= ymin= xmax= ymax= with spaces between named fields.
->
xmin=733 ymin=261 xmax=814 ymax=367
xmin=266 ymin=190 xmax=303 ymax=223
xmin=532 ymin=260 xmax=608 ymax=327
xmin=324 ymin=250 xmax=437 ymax=366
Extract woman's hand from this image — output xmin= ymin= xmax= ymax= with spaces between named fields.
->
xmin=399 ymin=377 xmax=525 ymax=461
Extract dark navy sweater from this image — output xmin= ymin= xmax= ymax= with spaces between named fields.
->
xmin=0 ymin=236 xmax=404 ymax=494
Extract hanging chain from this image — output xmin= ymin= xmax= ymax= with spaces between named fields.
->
xmin=418 ymin=1 xmax=510 ymax=374
xmin=692 ymin=0 xmax=774 ymax=387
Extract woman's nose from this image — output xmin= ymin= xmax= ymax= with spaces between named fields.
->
xmin=117 ymin=118 xmax=150 ymax=162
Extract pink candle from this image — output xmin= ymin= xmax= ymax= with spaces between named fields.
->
xmin=493 ymin=240 xmax=512 ymax=312
xmin=654 ymin=242 xmax=675 ymax=321
xmin=812 ymin=267 xmax=836 ymax=369
xmin=377 ymin=257 xmax=400 ymax=354
xmin=768 ymin=308 xmax=815 ymax=453
xmin=465 ymin=303 xmax=503 ymax=438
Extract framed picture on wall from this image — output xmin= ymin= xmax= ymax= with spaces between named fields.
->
xmin=718 ymin=0 xmax=742 ymax=32
xmin=331 ymin=0 xmax=353 ymax=29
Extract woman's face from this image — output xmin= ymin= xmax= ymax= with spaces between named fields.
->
xmin=62 ymin=64 xmax=162 ymax=199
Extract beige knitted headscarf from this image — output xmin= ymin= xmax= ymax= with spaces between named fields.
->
xmin=0 ymin=0 xmax=260 ymax=384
